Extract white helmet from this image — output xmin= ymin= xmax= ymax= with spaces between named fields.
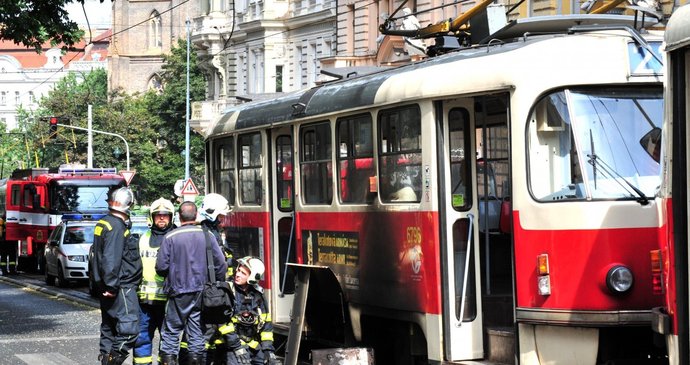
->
xmin=200 ymin=193 xmax=230 ymax=222
xmin=149 ymin=197 xmax=174 ymax=225
xmin=109 ymin=187 xmax=134 ymax=216
xmin=237 ymin=256 xmax=265 ymax=285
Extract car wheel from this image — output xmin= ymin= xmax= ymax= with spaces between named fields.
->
xmin=56 ymin=265 xmax=69 ymax=288
xmin=44 ymin=266 xmax=55 ymax=286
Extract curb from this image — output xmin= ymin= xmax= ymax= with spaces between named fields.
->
xmin=0 ymin=274 xmax=100 ymax=309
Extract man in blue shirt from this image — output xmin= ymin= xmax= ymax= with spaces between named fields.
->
xmin=156 ymin=201 xmax=227 ymax=365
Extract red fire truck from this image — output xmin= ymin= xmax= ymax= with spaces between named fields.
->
xmin=0 ymin=165 xmax=125 ymax=273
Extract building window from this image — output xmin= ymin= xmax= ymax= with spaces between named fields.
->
xmin=29 ymin=91 xmax=35 ymax=104
xmin=149 ymin=11 xmax=162 ymax=49
xmin=0 ymin=91 xmax=6 ymax=105
xmin=147 ymin=75 xmax=163 ymax=93
xmin=14 ymin=91 xmax=20 ymax=105
xmin=276 ymin=65 xmax=283 ymax=92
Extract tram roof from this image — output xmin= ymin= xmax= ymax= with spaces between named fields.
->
xmin=207 ymin=14 xmax=650 ymax=138
xmin=665 ymin=4 xmax=690 ymax=52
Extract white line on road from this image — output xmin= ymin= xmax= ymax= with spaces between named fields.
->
xmin=0 ymin=334 xmax=99 ymax=344
xmin=15 ymin=352 xmax=79 ymax=364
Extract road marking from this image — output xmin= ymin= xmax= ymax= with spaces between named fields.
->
xmin=15 ymin=352 xmax=77 ymax=364
xmin=0 ymin=334 xmax=99 ymax=344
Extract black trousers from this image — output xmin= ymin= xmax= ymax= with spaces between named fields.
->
xmin=99 ymin=286 xmax=140 ymax=356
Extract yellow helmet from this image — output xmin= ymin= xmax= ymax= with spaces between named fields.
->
xmin=149 ymin=198 xmax=174 ymax=226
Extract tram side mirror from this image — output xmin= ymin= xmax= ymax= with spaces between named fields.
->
xmin=640 ymin=127 xmax=661 ymax=163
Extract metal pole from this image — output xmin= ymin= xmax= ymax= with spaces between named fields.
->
xmin=88 ymin=105 xmax=93 ymax=168
xmin=57 ymin=123 xmax=130 ymax=171
xmin=185 ymin=18 xmax=191 ymax=180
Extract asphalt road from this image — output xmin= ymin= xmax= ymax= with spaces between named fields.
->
xmin=0 ymin=274 xmax=136 ymax=365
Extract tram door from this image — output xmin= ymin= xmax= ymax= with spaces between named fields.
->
xmin=269 ymin=126 xmax=296 ymax=323
xmin=440 ymin=98 xmax=484 ymax=360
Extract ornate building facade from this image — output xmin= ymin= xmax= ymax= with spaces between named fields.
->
xmin=109 ymin=0 xmax=202 ymax=94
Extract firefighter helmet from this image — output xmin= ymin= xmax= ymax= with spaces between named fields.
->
xmin=237 ymin=256 xmax=265 ymax=285
xmin=109 ymin=187 xmax=134 ymax=216
xmin=200 ymin=193 xmax=230 ymax=222
xmin=149 ymin=197 xmax=175 ymax=226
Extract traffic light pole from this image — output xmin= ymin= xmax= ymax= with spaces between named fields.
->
xmin=56 ymin=123 xmax=130 ymax=171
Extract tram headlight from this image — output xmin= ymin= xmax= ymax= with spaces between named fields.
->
xmin=606 ymin=265 xmax=634 ymax=293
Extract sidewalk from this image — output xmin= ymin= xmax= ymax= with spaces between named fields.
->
xmin=0 ymin=273 xmax=99 ymax=309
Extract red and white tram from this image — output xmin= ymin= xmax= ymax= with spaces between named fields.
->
xmin=205 ymin=15 xmax=666 ymax=364
xmin=656 ymin=4 xmax=690 ymax=365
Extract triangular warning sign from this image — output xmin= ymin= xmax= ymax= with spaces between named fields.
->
xmin=181 ymin=178 xmax=199 ymax=195
xmin=120 ymin=170 xmax=136 ymax=186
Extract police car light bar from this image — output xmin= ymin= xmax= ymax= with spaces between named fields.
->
xmin=62 ymin=213 xmax=107 ymax=222
xmin=58 ymin=167 xmax=118 ymax=175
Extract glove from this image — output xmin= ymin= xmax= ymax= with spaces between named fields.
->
xmin=234 ymin=347 xmax=252 ymax=365
xmin=265 ymin=351 xmax=282 ymax=365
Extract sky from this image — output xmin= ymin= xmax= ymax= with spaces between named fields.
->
xmin=64 ymin=0 xmax=113 ymax=29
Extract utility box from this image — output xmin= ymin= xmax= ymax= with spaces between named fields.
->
xmin=312 ymin=348 xmax=375 ymax=365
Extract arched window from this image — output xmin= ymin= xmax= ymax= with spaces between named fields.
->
xmin=147 ymin=74 xmax=163 ymax=94
xmin=148 ymin=11 xmax=162 ymax=49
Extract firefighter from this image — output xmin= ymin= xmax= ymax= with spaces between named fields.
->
xmin=197 ymin=193 xmax=233 ymax=364
xmin=199 ymin=193 xmax=234 ymax=275
xmin=221 ymin=256 xmax=280 ymax=365
xmin=92 ymin=186 xmax=143 ymax=365
xmin=133 ymin=198 xmax=176 ymax=365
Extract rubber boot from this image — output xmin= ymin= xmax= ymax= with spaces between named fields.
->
xmin=188 ymin=353 xmax=203 ymax=365
xmin=105 ymin=351 xmax=128 ymax=365
xmin=179 ymin=341 xmax=189 ymax=365
xmin=160 ymin=353 xmax=179 ymax=365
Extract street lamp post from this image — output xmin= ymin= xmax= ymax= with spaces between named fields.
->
xmin=56 ymin=123 xmax=130 ymax=171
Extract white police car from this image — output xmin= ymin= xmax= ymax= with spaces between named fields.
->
xmin=44 ymin=214 xmax=104 ymax=287
xmin=87 ymin=215 xmax=149 ymax=296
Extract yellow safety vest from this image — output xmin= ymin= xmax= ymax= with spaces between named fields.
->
xmin=137 ymin=231 xmax=167 ymax=302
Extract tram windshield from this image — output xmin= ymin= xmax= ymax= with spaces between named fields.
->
xmin=528 ymin=87 xmax=663 ymax=202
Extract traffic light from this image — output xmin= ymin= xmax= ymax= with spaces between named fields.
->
xmin=48 ymin=117 xmax=58 ymax=139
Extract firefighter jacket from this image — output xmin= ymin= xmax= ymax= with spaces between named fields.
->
xmin=155 ymin=224 xmax=227 ymax=296
xmin=92 ymin=214 xmax=143 ymax=293
xmin=137 ymin=231 xmax=167 ymax=303
xmin=218 ymin=284 xmax=275 ymax=352
xmin=200 ymin=220 xmax=235 ymax=279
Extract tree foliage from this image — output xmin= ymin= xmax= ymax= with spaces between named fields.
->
xmin=12 ymin=39 xmax=207 ymax=204
xmin=0 ymin=0 xmax=101 ymax=52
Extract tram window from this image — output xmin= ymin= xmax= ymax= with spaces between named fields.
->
xmin=378 ymin=105 xmax=422 ymax=203
xmin=238 ymin=133 xmax=263 ymax=205
xmin=214 ymin=137 xmax=236 ymax=205
xmin=301 ymin=122 xmax=332 ymax=205
xmin=449 ymin=108 xmax=472 ymax=210
xmin=337 ymin=114 xmax=374 ymax=204
xmin=528 ymin=88 xmax=662 ymax=201
xmin=276 ymin=135 xmax=293 ymax=211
